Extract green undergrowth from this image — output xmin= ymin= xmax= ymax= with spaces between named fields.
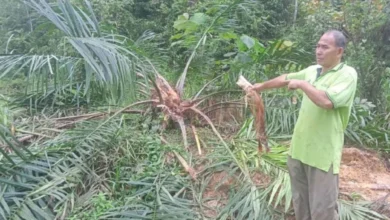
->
xmin=61 ymin=115 xmax=387 ymax=220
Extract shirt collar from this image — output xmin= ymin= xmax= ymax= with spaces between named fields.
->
xmin=316 ymin=62 xmax=344 ymax=76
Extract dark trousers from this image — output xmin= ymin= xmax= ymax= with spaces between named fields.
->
xmin=287 ymin=156 xmax=339 ymax=220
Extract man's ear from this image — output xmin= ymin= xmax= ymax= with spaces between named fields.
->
xmin=337 ymin=47 xmax=344 ymax=56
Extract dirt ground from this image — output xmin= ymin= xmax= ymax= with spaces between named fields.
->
xmin=200 ymin=146 xmax=390 ymax=219
xmin=340 ymin=147 xmax=390 ymax=203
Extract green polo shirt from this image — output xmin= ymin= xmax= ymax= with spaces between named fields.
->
xmin=286 ymin=62 xmax=357 ymax=174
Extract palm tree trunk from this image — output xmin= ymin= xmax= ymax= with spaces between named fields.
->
xmin=293 ymin=0 xmax=298 ymax=28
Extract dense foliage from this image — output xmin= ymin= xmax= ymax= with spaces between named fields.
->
xmin=0 ymin=0 xmax=389 ymax=219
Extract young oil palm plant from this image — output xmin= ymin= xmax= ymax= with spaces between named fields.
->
xmin=345 ymin=97 xmax=390 ymax=152
xmin=0 ymin=0 xmax=148 ymax=110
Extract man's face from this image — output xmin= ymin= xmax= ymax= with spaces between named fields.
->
xmin=315 ymin=33 xmax=343 ymax=68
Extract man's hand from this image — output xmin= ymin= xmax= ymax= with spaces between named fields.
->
xmin=244 ymin=85 xmax=253 ymax=92
xmin=287 ymin=79 xmax=303 ymax=90
xmin=287 ymin=80 xmax=333 ymax=109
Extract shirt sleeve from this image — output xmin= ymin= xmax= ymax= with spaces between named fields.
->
xmin=285 ymin=67 xmax=309 ymax=80
xmin=325 ymin=72 xmax=357 ymax=109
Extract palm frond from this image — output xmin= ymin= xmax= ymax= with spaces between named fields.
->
xmin=217 ymin=183 xmax=275 ymax=220
xmin=100 ymin=174 xmax=199 ymax=220
xmin=338 ymin=200 xmax=388 ymax=220
xmin=175 ymin=0 xmax=257 ymax=98
xmin=0 ymin=118 xmax=122 ymax=219
xmin=0 ymin=0 xmax=146 ymax=106
xmin=25 ymin=0 xmax=100 ymax=38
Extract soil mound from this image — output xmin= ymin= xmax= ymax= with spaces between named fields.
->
xmin=340 ymin=147 xmax=390 ymax=203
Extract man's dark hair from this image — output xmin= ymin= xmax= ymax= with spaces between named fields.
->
xmin=325 ymin=30 xmax=347 ymax=50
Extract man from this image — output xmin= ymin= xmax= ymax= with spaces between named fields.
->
xmin=248 ymin=30 xmax=357 ymax=220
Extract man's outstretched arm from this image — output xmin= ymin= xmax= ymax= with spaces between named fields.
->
xmin=251 ymin=74 xmax=289 ymax=92
xmin=250 ymin=73 xmax=333 ymax=109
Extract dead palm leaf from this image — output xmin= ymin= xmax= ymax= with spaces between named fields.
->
xmin=236 ymin=75 xmax=269 ymax=152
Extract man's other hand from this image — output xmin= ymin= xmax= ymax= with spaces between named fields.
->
xmin=287 ymin=80 xmax=303 ymax=90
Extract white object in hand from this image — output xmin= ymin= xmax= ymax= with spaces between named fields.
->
xmin=236 ymin=75 xmax=253 ymax=91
